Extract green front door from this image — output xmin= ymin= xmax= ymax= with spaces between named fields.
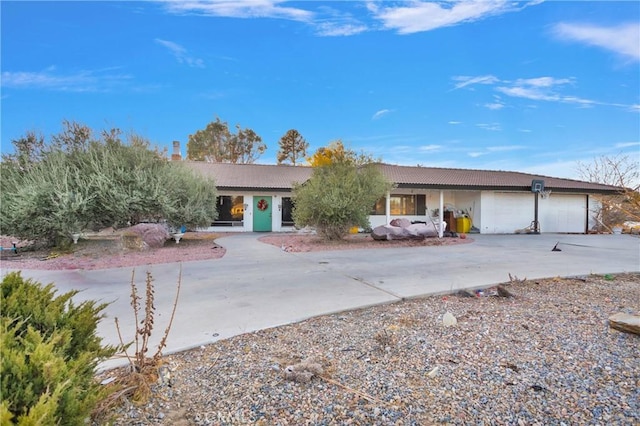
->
xmin=253 ymin=196 xmax=272 ymax=232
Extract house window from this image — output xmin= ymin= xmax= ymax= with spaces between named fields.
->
xmin=282 ymin=197 xmax=294 ymax=226
xmin=390 ymin=195 xmax=415 ymax=215
xmin=371 ymin=198 xmax=386 ymax=215
xmin=213 ymin=196 xmax=244 ymax=226
xmin=388 ymin=194 xmax=426 ymax=215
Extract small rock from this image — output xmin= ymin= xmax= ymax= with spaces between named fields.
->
xmin=442 ymin=311 xmax=457 ymax=327
xmin=283 ymin=358 xmax=324 ymax=383
xmin=427 ymin=366 xmax=440 ymax=377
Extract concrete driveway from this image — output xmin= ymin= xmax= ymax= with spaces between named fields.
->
xmin=4 ymin=233 xmax=638 ymax=368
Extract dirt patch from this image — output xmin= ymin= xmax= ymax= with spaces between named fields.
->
xmin=259 ymin=232 xmax=472 ymax=252
xmin=0 ymin=232 xmax=226 ymax=271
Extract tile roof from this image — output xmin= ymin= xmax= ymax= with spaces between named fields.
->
xmin=186 ymin=161 xmax=312 ymax=190
xmin=184 ymin=161 xmax=621 ymax=194
xmin=373 ymin=164 xmax=620 ymax=193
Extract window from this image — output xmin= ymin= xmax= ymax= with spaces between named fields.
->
xmin=390 ymin=195 xmax=416 ymax=215
xmin=374 ymin=194 xmax=426 ymax=216
xmin=213 ymin=196 xmax=244 ymax=226
xmin=371 ymin=198 xmax=386 ymax=215
xmin=281 ymin=197 xmax=294 ymax=226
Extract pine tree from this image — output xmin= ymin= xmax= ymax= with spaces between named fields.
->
xmin=277 ymin=129 xmax=308 ymax=165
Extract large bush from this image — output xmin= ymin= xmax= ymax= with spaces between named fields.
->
xmin=293 ymin=160 xmax=392 ymax=240
xmin=0 ymin=272 xmax=115 ymax=424
xmin=0 ymin=122 xmax=218 ymax=246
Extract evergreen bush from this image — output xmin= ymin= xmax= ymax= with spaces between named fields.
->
xmin=0 ymin=272 xmax=115 ymax=424
xmin=293 ymin=161 xmax=392 ymax=240
xmin=1 ymin=121 xmax=218 ymax=247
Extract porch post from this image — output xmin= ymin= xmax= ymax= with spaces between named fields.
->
xmin=385 ymin=190 xmax=391 ymax=225
xmin=439 ymin=190 xmax=444 ymax=238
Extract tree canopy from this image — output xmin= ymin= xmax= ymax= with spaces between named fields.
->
xmin=293 ymin=142 xmax=391 ymax=240
xmin=187 ymin=117 xmax=266 ymax=163
xmin=576 ymin=153 xmax=640 ymax=231
xmin=277 ymin=129 xmax=308 ymax=165
xmin=306 ymin=140 xmax=378 ymax=167
xmin=1 ymin=121 xmax=218 ymax=246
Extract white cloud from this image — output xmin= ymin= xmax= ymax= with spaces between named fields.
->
xmin=162 ymin=0 xmax=313 ymax=22
xmin=615 ymin=141 xmax=640 ymax=148
xmin=519 ymin=129 xmax=532 ymax=133
xmin=452 ymin=75 xmax=500 ymax=90
xmin=476 ymin=123 xmax=502 ymax=131
xmin=160 ymin=0 xmax=544 ymax=38
xmin=496 ymin=78 xmax=598 ymax=107
xmin=315 ymin=22 xmax=368 ymax=37
xmin=162 ymin=0 xmax=372 ymax=37
xmin=372 ymin=109 xmax=393 ymax=120
xmin=475 ymin=76 xmax=599 ymax=107
xmin=448 ymin=121 xmax=462 ymax=125
xmin=370 ymin=0 xmax=537 ymax=34
xmin=515 ymin=76 xmax=574 ymax=88
xmin=455 ymin=73 xmax=639 ymax=111
xmin=418 ymin=144 xmax=443 ymax=152
xmin=468 ymin=151 xmax=486 ymax=158
xmin=467 ymin=144 xmax=525 ymax=159
xmin=155 ymin=39 xmax=205 ymax=68
xmin=160 ymin=0 xmax=543 ymax=38
xmin=487 ymin=145 xmax=525 ymax=152
xmin=484 ymin=102 xmax=504 ymax=110
xmin=1 ymin=67 xmax=132 ymax=92
xmin=553 ymin=22 xmax=640 ymax=62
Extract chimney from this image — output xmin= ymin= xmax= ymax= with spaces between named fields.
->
xmin=171 ymin=141 xmax=182 ymax=161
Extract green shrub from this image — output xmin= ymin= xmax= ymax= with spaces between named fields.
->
xmin=293 ymin=161 xmax=392 ymax=240
xmin=0 ymin=272 xmax=115 ymax=424
xmin=1 ymin=121 xmax=218 ymax=247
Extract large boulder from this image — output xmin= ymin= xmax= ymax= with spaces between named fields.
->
xmin=372 ymin=225 xmax=406 ymax=240
xmin=407 ymin=223 xmax=438 ymax=238
xmin=371 ymin=221 xmax=438 ymax=241
xmin=120 ymin=223 xmax=170 ymax=250
xmin=390 ymin=218 xmax=412 ymax=228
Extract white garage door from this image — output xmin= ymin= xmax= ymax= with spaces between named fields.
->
xmin=539 ymin=194 xmax=587 ymax=233
xmin=491 ymin=193 xmax=535 ymax=233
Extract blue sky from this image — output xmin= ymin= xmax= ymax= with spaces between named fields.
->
xmin=2 ymin=1 xmax=639 ymax=180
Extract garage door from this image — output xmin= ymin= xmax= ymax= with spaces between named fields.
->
xmin=539 ymin=194 xmax=586 ymax=233
xmin=491 ymin=193 xmax=534 ymax=233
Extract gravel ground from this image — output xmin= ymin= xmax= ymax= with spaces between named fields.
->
xmin=102 ymin=273 xmax=640 ymax=426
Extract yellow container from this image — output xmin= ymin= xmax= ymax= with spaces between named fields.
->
xmin=349 ymin=226 xmax=359 ymax=234
xmin=456 ymin=217 xmax=471 ymax=233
